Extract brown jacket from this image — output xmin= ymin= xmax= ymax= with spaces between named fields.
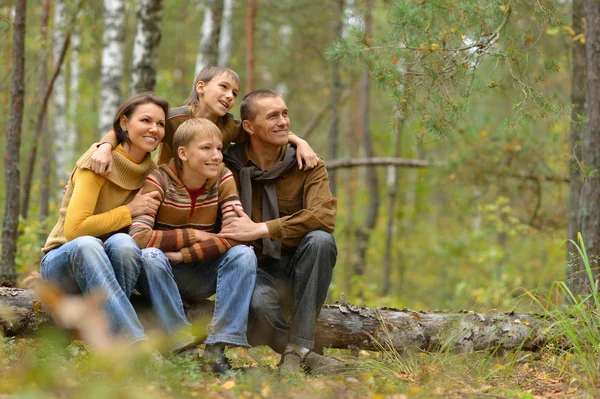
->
xmin=225 ymin=144 xmax=337 ymax=254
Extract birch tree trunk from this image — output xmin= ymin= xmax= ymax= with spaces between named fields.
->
xmin=327 ymin=0 xmax=345 ymax=195
xmin=217 ymin=0 xmax=233 ymax=67
xmin=130 ymin=0 xmax=164 ymax=94
xmin=194 ymin=0 xmax=222 ymax=76
xmin=578 ymin=0 xmax=600 ymax=293
xmin=246 ymin=0 xmax=256 ymax=93
xmin=567 ymin=0 xmax=587 ymax=294
xmin=67 ymin=22 xmax=80 ymax=165
xmin=1 ymin=0 xmax=26 ymax=285
xmin=53 ymin=0 xmax=69 ymax=197
xmin=99 ymin=0 xmax=126 ymax=137
xmin=39 ymin=0 xmax=52 ymax=225
xmin=354 ymin=0 xmax=379 ymax=276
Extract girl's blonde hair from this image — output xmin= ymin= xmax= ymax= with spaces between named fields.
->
xmin=173 ymin=118 xmax=222 ymax=173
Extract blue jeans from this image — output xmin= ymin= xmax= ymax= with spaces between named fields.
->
xmin=171 ymin=245 xmax=257 ymax=347
xmin=40 ymin=234 xmax=146 ymax=341
xmin=138 ymin=247 xmax=194 ymax=348
xmin=247 ymin=230 xmax=337 ymax=353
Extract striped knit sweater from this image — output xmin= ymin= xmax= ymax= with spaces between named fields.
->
xmin=129 ymin=159 xmax=242 ymax=263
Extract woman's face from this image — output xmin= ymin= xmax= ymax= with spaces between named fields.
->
xmin=120 ymin=102 xmax=166 ymax=161
xmin=195 ymin=72 xmax=240 ymax=121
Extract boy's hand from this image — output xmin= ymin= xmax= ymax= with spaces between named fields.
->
xmin=219 ymin=206 xmax=269 ymax=241
xmin=90 ymin=143 xmax=114 ymax=176
xmin=164 ymin=252 xmax=183 ymax=264
xmin=194 ymin=230 xmax=217 ymax=242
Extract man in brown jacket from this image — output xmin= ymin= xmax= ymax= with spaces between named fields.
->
xmin=220 ymin=89 xmax=340 ymax=374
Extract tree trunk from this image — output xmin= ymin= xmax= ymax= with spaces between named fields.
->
xmin=67 ymin=22 xmax=81 ymax=157
xmin=53 ymin=0 xmax=70 ymax=197
xmin=1 ymin=0 xmax=26 ymax=286
xmin=0 ymin=287 xmax=557 ymax=354
xmin=22 ymin=0 xmax=81 ymax=220
xmin=383 ymin=121 xmax=404 ymax=295
xmin=578 ymin=0 xmax=600 ymax=293
xmin=99 ymin=0 xmax=126 ymax=137
xmin=327 ymin=0 xmax=345 ymax=195
xmin=217 ymin=0 xmax=234 ymax=67
xmin=130 ymin=0 xmax=164 ymax=94
xmin=567 ymin=0 xmax=587 ymax=295
xmin=39 ymin=0 xmax=52 ymax=226
xmin=245 ymin=0 xmax=256 ymax=93
xmin=354 ymin=0 xmax=378 ymax=276
xmin=195 ymin=0 xmax=223 ymax=76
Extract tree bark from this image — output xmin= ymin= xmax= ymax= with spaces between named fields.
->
xmin=567 ymin=0 xmax=587 ymax=294
xmin=0 ymin=288 xmax=554 ymax=354
xmin=195 ymin=0 xmax=223 ymax=76
xmin=354 ymin=0 xmax=379 ymax=276
xmin=578 ymin=0 xmax=600 ymax=293
xmin=99 ymin=0 xmax=126 ymax=137
xmin=39 ymin=0 xmax=52 ymax=226
xmin=246 ymin=0 xmax=256 ymax=93
xmin=130 ymin=0 xmax=164 ymax=94
xmin=327 ymin=0 xmax=345 ymax=195
xmin=53 ymin=0 xmax=71 ymax=198
xmin=21 ymin=8 xmax=77 ymax=220
xmin=1 ymin=0 xmax=26 ymax=286
xmin=217 ymin=0 xmax=234 ymax=67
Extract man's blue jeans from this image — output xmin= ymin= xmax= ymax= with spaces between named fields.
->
xmin=40 ymin=234 xmax=146 ymax=341
xmin=170 ymin=245 xmax=257 ymax=347
xmin=247 ymin=230 xmax=337 ymax=353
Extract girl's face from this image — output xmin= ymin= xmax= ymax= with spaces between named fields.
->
xmin=120 ymin=103 xmax=165 ymax=162
xmin=195 ymin=73 xmax=240 ymax=122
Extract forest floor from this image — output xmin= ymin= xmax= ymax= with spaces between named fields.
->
xmin=1 ymin=333 xmax=596 ymax=399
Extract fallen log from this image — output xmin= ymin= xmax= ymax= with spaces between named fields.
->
xmin=0 ymin=287 xmax=556 ymax=353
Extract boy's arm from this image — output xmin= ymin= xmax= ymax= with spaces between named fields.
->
xmin=129 ymin=173 xmax=197 ymax=250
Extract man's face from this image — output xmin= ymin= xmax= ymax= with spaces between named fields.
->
xmin=244 ymin=96 xmax=290 ymax=148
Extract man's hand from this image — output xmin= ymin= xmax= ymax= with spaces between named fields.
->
xmin=90 ymin=142 xmax=114 ymax=176
xmin=164 ymin=251 xmax=183 ymax=264
xmin=219 ymin=206 xmax=270 ymax=241
xmin=290 ymin=136 xmax=319 ymax=170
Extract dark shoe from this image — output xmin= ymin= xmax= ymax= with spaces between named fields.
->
xmin=203 ymin=344 xmax=232 ymax=374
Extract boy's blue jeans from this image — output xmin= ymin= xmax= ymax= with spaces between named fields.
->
xmin=40 ymin=233 xmax=191 ymax=345
xmin=170 ymin=245 xmax=258 ymax=347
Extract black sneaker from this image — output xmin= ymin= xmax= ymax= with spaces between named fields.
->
xmin=203 ymin=344 xmax=232 ymax=374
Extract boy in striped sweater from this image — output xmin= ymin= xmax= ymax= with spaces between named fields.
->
xmin=129 ymin=118 xmax=257 ymax=374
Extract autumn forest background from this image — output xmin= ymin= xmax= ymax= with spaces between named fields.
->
xmin=5 ymin=0 xmax=600 ymax=396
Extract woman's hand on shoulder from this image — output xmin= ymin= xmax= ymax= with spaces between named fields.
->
xmin=126 ymin=190 xmax=161 ymax=218
xmin=90 ymin=142 xmax=114 ymax=176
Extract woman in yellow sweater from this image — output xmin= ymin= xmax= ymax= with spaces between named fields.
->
xmin=41 ymin=93 xmax=191 ymax=345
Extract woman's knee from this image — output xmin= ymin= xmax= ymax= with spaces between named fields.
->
xmin=104 ymin=233 xmax=141 ymax=255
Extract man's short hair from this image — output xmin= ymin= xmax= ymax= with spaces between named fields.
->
xmin=173 ymin=118 xmax=222 ymax=173
xmin=240 ymin=89 xmax=282 ymax=121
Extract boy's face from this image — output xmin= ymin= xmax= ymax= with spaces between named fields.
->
xmin=195 ymin=73 xmax=240 ymax=120
xmin=179 ymin=133 xmax=223 ymax=181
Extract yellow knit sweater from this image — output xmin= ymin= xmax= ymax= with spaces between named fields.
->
xmin=42 ymin=144 xmax=157 ymax=253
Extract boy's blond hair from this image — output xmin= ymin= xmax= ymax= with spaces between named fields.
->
xmin=173 ymin=118 xmax=222 ymax=173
